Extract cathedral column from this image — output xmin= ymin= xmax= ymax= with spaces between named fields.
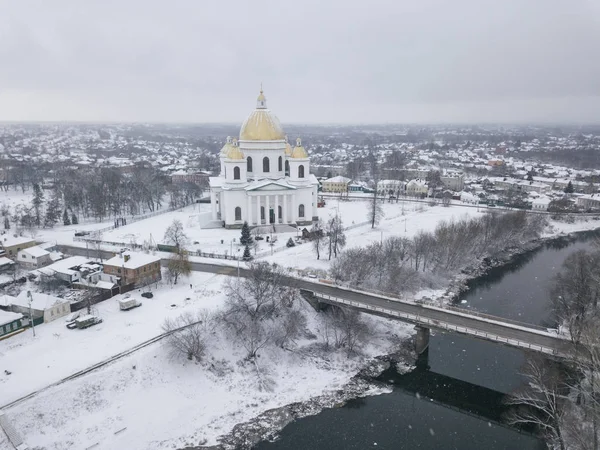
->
xmin=247 ymin=195 xmax=252 ymax=224
xmin=275 ymin=194 xmax=279 ymax=224
xmin=211 ymin=191 xmax=217 ymax=220
xmin=283 ymin=194 xmax=288 ymax=224
xmin=291 ymin=194 xmax=296 ymax=224
xmin=265 ymin=195 xmax=270 ymax=223
xmin=256 ymin=194 xmax=261 ymax=226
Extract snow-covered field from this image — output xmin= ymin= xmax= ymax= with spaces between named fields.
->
xmin=0 ymin=271 xmax=411 ymax=450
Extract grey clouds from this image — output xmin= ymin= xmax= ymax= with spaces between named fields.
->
xmin=0 ymin=0 xmax=599 ymax=123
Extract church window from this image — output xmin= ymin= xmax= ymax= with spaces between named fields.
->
xmin=278 ymin=205 xmax=282 ymax=221
xmin=278 ymin=156 xmax=282 ymax=171
xmin=235 ymin=207 xmax=242 ymax=221
xmin=298 ymin=165 xmax=305 ymax=178
xmin=233 ymin=166 xmax=241 ymax=180
xmin=261 ymin=206 xmax=265 ymax=220
xmin=247 ymin=156 xmax=253 ymax=172
xmin=285 ymin=160 xmax=290 ymax=176
xmin=263 ymin=157 xmax=270 ymax=172
xmin=299 ymin=204 xmax=305 ymax=218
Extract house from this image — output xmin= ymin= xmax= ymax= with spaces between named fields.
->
xmin=0 ymin=256 xmax=15 ymax=273
xmin=441 ymin=172 xmax=465 ymax=191
xmin=0 ymin=235 xmax=37 ymax=258
xmin=36 ymin=256 xmax=92 ymax=284
xmin=348 ymin=181 xmax=369 ymax=192
xmin=9 ymin=291 xmax=70 ymax=323
xmin=406 ymin=179 xmax=428 ymax=197
xmin=577 ymin=194 xmax=600 ymax=210
xmin=377 ymin=180 xmax=405 ymax=197
xmin=532 ymin=197 xmax=551 ymax=211
xmin=17 ymin=246 xmax=52 ymax=269
xmin=0 ymin=310 xmax=24 ymax=338
xmin=103 ymin=252 xmax=161 ymax=288
xmin=321 ymin=176 xmax=351 ymax=193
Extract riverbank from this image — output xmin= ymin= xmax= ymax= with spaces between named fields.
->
xmin=436 ymin=221 xmax=600 ymax=307
xmin=194 ymin=342 xmax=416 ymax=450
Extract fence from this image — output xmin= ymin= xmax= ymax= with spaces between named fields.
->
xmin=313 ymin=292 xmax=558 ymax=355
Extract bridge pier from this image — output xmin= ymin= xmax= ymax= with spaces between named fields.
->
xmin=415 ymin=326 xmax=430 ymax=354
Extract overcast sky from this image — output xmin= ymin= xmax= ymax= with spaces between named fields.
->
xmin=1 ymin=0 xmax=599 ymax=124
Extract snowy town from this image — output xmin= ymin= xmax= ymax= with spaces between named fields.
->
xmin=0 ymin=90 xmax=598 ymax=450
xmin=2 ymin=1 xmax=600 ymax=449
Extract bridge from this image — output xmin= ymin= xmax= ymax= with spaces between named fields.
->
xmin=57 ymin=245 xmax=574 ymax=358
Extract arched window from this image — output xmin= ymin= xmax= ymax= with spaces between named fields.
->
xmin=278 ymin=156 xmax=282 ymax=171
xmin=247 ymin=156 xmax=253 ymax=172
xmin=278 ymin=205 xmax=282 ymax=222
xmin=233 ymin=166 xmax=241 ymax=180
xmin=235 ymin=207 xmax=242 ymax=221
xmin=260 ymin=206 xmax=265 ymax=220
xmin=298 ymin=165 xmax=305 ymax=178
xmin=263 ymin=157 xmax=270 ymax=172
xmin=285 ymin=160 xmax=290 ymax=176
xmin=299 ymin=204 xmax=305 ymax=218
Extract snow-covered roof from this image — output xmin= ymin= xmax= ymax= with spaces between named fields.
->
xmin=95 ymin=281 xmax=115 ymax=290
xmin=104 ymin=252 xmax=161 ymax=269
xmin=0 ymin=235 xmax=36 ymax=248
xmin=324 ymin=176 xmax=350 ymax=183
xmin=12 ymin=291 xmax=67 ymax=311
xmin=0 ymin=309 xmax=23 ymax=327
xmin=0 ymin=256 xmax=14 ymax=267
xmin=0 ymin=294 xmax=17 ymax=308
xmin=18 ymin=246 xmax=50 ymax=258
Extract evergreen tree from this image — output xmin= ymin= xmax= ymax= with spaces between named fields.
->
xmin=240 ymin=221 xmax=251 ymax=246
xmin=63 ymin=209 xmax=71 ymax=226
xmin=286 ymin=237 xmax=296 ymax=247
xmin=44 ymin=192 xmax=62 ymax=228
xmin=3 ymin=216 xmax=9 ymax=230
xmin=564 ymin=181 xmax=574 ymax=194
xmin=32 ymin=183 xmax=44 ymax=227
xmin=243 ymin=244 xmax=252 ymax=260
xmin=71 ymin=213 xmax=79 ymax=225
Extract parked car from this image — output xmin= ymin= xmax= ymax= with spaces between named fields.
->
xmin=74 ymin=315 xmax=103 ymax=329
xmin=141 ymin=292 xmax=153 ymax=299
xmin=65 ymin=312 xmax=80 ymax=324
xmin=120 ymin=247 xmax=131 ymax=253
xmin=74 ymin=231 xmax=90 ymax=237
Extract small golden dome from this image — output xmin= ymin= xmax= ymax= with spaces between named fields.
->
xmin=285 ymin=142 xmax=293 ymax=157
xmin=226 ymin=142 xmax=245 ymax=160
xmin=220 ymin=136 xmax=233 ymax=156
xmin=291 ymin=137 xmax=308 ymax=159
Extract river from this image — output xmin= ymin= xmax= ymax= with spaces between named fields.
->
xmin=254 ymin=232 xmax=597 ymax=449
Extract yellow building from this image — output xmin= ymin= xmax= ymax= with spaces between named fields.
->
xmin=321 ymin=176 xmax=351 ymax=193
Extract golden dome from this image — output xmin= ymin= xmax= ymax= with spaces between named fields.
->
xmin=239 ymin=89 xmax=286 ymax=141
xmin=285 ymin=142 xmax=293 ymax=156
xmin=291 ymin=137 xmax=308 ymax=159
xmin=226 ymin=145 xmax=245 ymax=160
xmin=220 ymin=136 xmax=233 ymax=157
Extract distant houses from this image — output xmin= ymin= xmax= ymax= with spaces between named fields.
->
xmin=321 ymin=176 xmax=351 ymax=193
xmin=8 ymin=291 xmax=70 ymax=324
xmin=0 ymin=235 xmax=37 ymax=258
xmin=103 ymin=252 xmax=162 ymax=290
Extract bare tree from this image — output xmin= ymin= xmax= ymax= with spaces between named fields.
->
xmin=311 ymin=220 xmax=325 ymax=260
xmin=321 ymin=306 xmax=369 ymax=355
xmin=221 ymin=262 xmax=302 ymax=359
xmin=504 ymin=357 xmax=570 ymax=450
xmin=367 ymin=190 xmax=384 ymax=228
xmin=164 ymin=219 xmax=188 ymax=248
xmin=327 ymin=215 xmax=346 ymax=260
xmin=551 ymin=250 xmax=600 ymax=346
xmin=162 ymin=310 xmax=213 ymax=362
xmin=166 ymin=248 xmax=192 ymax=285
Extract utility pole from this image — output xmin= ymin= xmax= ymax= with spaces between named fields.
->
xmin=27 ymin=290 xmax=36 ymax=337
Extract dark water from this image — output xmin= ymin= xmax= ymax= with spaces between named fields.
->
xmin=255 ymin=231 xmax=598 ymax=450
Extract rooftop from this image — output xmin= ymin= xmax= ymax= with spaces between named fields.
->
xmin=104 ymin=252 xmax=161 ymax=269
xmin=0 ymin=309 xmax=23 ymax=326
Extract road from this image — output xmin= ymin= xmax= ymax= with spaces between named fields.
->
xmin=57 ymin=244 xmax=573 ymax=356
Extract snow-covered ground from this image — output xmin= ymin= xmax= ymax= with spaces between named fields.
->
xmin=0 ymin=270 xmax=410 ymax=449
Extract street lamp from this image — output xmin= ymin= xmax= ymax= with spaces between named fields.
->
xmin=27 ymin=290 xmax=36 ymax=337
xmin=237 ymin=248 xmax=241 ymax=278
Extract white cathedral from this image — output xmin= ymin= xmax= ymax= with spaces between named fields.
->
xmin=209 ymin=90 xmax=319 ymax=229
